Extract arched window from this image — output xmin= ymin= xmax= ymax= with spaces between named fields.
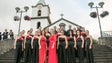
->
xmin=59 ymin=23 xmax=66 ymax=28
xmin=37 ymin=22 xmax=41 ymax=29
xmin=38 ymin=10 xmax=41 ymax=16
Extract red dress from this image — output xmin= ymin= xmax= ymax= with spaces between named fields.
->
xmin=39 ymin=36 xmax=46 ymax=63
xmin=48 ymin=34 xmax=58 ymax=63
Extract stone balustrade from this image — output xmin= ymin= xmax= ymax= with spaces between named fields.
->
xmin=0 ymin=39 xmax=14 ymax=54
xmin=98 ymin=37 xmax=112 ymax=48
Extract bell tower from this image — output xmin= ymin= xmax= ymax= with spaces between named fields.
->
xmin=31 ymin=0 xmax=51 ymax=31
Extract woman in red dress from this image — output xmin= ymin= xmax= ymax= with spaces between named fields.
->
xmin=39 ymin=30 xmax=46 ymax=63
xmin=48 ymin=29 xmax=58 ymax=63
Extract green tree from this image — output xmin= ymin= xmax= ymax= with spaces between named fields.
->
xmin=93 ymin=39 xmax=98 ymax=44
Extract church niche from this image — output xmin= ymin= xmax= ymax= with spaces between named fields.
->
xmin=38 ymin=10 xmax=41 ymax=16
xmin=37 ymin=22 xmax=41 ymax=29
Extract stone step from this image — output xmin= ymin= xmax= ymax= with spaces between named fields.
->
xmin=0 ymin=45 xmax=112 ymax=63
xmin=0 ymin=59 xmax=112 ymax=63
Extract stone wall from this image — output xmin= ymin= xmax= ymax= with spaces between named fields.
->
xmin=0 ymin=39 xmax=14 ymax=54
xmin=98 ymin=37 xmax=112 ymax=48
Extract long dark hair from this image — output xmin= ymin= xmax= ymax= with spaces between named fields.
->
xmin=76 ymin=30 xmax=81 ymax=36
xmin=69 ymin=30 xmax=73 ymax=37
xmin=41 ymin=29 xmax=46 ymax=36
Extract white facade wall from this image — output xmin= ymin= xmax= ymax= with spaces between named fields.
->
xmin=31 ymin=4 xmax=50 ymax=32
xmin=31 ymin=18 xmax=49 ymax=32
xmin=48 ymin=20 xmax=77 ymax=30
xmin=32 ymin=6 xmax=50 ymax=17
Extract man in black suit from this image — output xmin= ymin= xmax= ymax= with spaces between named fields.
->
xmin=3 ymin=29 xmax=8 ymax=40
xmin=0 ymin=32 xmax=2 ymax=41
xmin=54 ymin=26 xmax=57 ymax=34
xmin=66 ymin=25 xmax=73 ymax=36
xmin=60 ymin=26 xmax=67 ymax=35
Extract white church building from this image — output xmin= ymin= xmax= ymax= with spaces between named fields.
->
xmin=30 ymin=0 xmax=82 ymax=31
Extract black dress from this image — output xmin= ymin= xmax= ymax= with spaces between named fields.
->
xmin=67 ymin=37 xmax=76 ymax=63
xmin=85 ymin=37 xmax=94 ymax=63
xmin=76 ymin=37 xmax=84 ymax=63
xmin=66 ymin=29 xmax=73 ymax=36
xmin=14 ymin=37 xmax=23 ymax=63
xmin=46 ymin=35 xmax=50 ymax=49
xmin=20 ymin=36 xmax=25 ymax=60
xmin=73 ymin=34 xmax=78 ymax=57
xmin=56 ymin=34 xmax=60 ymax=54
xmin=73 ymin=34 xmax=78 ymax=38
xmin=46 ymin=35 xmax=50 ymax=58
xmin=81 ymin=32 xmax=87 ymax=57
xmin=32 ymin=37 xmax=39 ymax=63
xmin=0 ymin=32 xmax=2 ymax=41
xmin=25 ymin=36 xmax=32 ymax=63
xmin=58 ymin=38 xmax=67 ymax=63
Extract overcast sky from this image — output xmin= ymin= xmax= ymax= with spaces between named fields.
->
xmin=0 ymin=0 xmax=112 ymax=39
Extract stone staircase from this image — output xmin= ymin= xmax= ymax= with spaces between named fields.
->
xmin=0 ymin=45 xmax=112 ymax=63
xmin=92 ymin=45 xmax=112 ymax=63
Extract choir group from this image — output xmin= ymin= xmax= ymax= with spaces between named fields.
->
xmin=13 ymin=25 xmax=94 ymax=63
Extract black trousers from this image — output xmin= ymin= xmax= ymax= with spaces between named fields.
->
xmin=46 ymin=40 xmax=49 ymax=56
xmin=85 ymin=45 xmax=94 ymax=63
xmin=84 ymin=41 xmax=86 ymax=57
xmin=0 ymin=36 xmax=1 ymax=40
xmin=67 ymin=45 xmax=76 ymax=63
xmin=3 ymin=36 xmax=7 ymax=40
xmin=77 ymin=45 xmax=84 ymax=63
xmin=14 ymin=45 xmax=22 ymax=63
xmin=58 ymin=45 xmax=67 ymax=63
xmin=32 ymin=46 xmax=39 ymax=63
xmin=25 ymin=44 xmax=31 ymax=63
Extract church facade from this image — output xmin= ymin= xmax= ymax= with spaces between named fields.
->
xmin=31 ymin=0 xmax=81 ymax=31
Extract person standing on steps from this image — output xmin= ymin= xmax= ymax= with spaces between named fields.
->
xmin=29 ymin=28 xmax=34 ymax=37
xmin=76 ymin=30 xmax=84 ymax=63
xmin=67 ymin=30 xmax=76 ymax=63
xmin=45 ymin=28 xmax=50 ymax=61
xmin=81 ymin=27 xmax=87 ymax=57
xmin=24 ymin=30 xmax=32 ymax=63
xmin=3 ymin=29 xmax=8 ymax=40
xmin=13 ymin=31 xmax=24 ymax=63
xmin=73 ymin=29 xmax=78 ymax=57
xmin=0 ymin=32 xmax=2 ymax=41
xmin=85 ymin=30 xmax=94 ymax=63
xmin=9 ymin=29 xmax=14 ymax=40
xmin=39 ymin=30 xmax=47 ymax=63
xmin=57 ymin=30 xmax=68 ymax=63
xmin=66 ymin=25 xmax=73 ymax=36
xmin=31 ymin=30 xmax=40 ymax=63
xmin=48 ymin=29 xmax=58 ymax=63
xmin=54 ymin=26 xmax=57 ymax=34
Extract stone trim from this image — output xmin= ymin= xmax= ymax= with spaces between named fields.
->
xmin=31 ymin=16 xmax=51 ymax=24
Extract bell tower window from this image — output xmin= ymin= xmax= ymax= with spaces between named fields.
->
xmin=37 ymin=22 xmax=41 ymax=29
xmin=38 ymin=10 xmax=41 ymax=16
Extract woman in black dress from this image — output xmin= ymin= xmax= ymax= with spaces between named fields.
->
xmin=85 ymin=30 xmax=94 ymax=63
xmin=67 ymin=30 xmax=76 ymax=63
xmin=81 ymin=27 xmax=86 ymax=57
xmin=45 ymin=28 xmax=50 ymax=58
xmin=13 ymin=32 xmax=24 ymax=63
xmin=73 ymin=29 xmax=77 ymax=38
xmin=24 ymin=30 xmax=32 ymax=63
xmin=56 ymin=28 xmax=61 ymax=54
xmin=31 ymin=31 xmax=40 ymax=63
xmin=57 ymin=30 xmax=68 ymax=63
xmin=76 ymin=30 xmax=84 ymax=63
xmin=73 ymin=29 xmax=78 ymax=57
